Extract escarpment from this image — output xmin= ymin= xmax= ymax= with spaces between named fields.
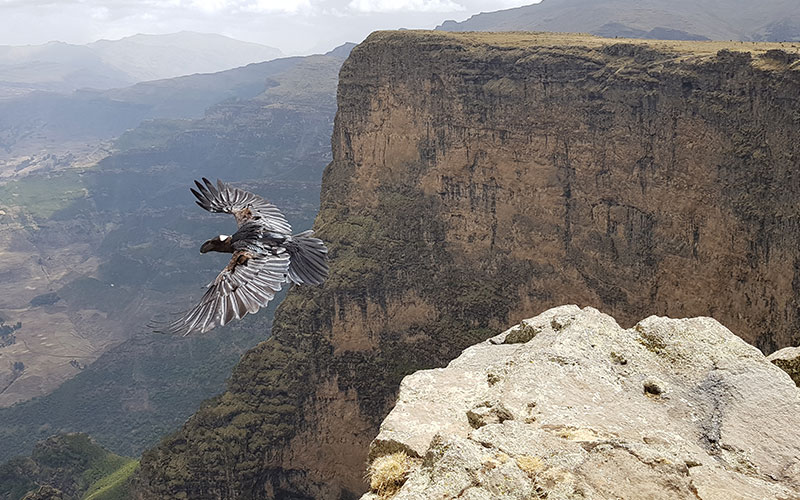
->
xmin=133 ymin=31 xmax=800 ymax=499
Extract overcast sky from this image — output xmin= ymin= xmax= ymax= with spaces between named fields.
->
xmin=0 ymin=0 xmax=539 ymax=55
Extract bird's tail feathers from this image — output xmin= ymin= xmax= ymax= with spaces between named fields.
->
xmin=285 ymin=230 xmax=328 ymax=285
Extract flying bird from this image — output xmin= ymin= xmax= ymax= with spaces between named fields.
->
xmin=159 ymin=178 xmax=328 ymax=336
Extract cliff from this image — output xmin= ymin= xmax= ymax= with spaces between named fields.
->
xmin=133 ymin=31 xmax=800 ymax=498
xmin=361 ymin=306 xmax=800 ymax=499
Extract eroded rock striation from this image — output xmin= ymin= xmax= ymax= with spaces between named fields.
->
xmin=363 ymin=306 xmax=800 ymax=500
xmin=133 ymin=31 xmax=800 ymax=498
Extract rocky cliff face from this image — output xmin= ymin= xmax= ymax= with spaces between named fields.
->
xmin=361 ymin=306 xmax=800 ymax=499
xmin=133 ymin=31 xmax=800 ymax=498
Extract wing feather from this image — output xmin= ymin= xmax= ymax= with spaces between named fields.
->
xmin=160 ymin=252 xmax=289 ymax=336
xmin=191 ymin=177 xmax=292 ymax=234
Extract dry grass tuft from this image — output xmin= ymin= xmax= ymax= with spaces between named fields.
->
xmin=367 ymin=451 xmax=419 ymax=498
xmin=516 ymin=455 xmax=544 ymax=477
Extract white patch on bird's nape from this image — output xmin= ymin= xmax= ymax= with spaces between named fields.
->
xmin=219 ymin=234 xmax=230 ymax=241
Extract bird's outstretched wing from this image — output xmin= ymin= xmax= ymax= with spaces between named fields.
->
xmin=190 ymin=177 xmax=292 ymax=233
xmin=159 ymin=250 xmax=289 ymax=336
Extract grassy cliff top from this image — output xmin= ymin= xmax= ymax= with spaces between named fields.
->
xmin=364 ymin=29 xmax=800 ymax=61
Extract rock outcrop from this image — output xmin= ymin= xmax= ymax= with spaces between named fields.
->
xmin=362 ymin=306 xmax=800 ymax=500
xmin=133 ymin=31 xmax=800 ymax=499
xmin=768 ymin=346 xmax=800 ymax=386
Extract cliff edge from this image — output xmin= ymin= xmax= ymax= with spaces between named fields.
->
xmin=361 ymin=306 xmax=800 ymax=500
xmin=134 ymin=31 xmax=800 ymax=499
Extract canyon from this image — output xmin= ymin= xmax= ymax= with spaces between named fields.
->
xmin=0 ymin=47 xmax=348 ymax=462
xmin=132 ymin=31 xmax=800 ymax=498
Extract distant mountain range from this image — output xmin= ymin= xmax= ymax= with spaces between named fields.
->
xmin=0 ymin=31 xmax=283 ymax=97
xmin=0 ymin=43 xmax=359 ymax=162
xmin=0 ymin=42 xmax=353 ymax=462
xmin=438 ymin=0 xmax=800 ymax=41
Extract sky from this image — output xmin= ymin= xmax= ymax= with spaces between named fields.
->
xmin=0 ymin=0 xmax=540 ymax=55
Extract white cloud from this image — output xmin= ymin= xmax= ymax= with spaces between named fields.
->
xmin=348 ymin=0 xmax=463 ymax=14
xmin=188 ymin=0 xmax=229 ymax=13
xmin=181 ymin=0 xmax=311 ymax=14
xmin=239 ymin=0 xmax=312 ymax=14
xmin=89 ymin=6 xmax=111 ymax=20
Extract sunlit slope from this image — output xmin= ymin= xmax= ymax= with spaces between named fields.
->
xmin=0 ymin=433 xmax=135 ymax=500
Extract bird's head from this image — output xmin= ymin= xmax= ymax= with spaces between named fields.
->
xmin=200 ymin=234 xmax=231 ymax=253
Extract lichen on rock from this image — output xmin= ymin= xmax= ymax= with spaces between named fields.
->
xmin=363 ymin=306 xmax=800 ymax=499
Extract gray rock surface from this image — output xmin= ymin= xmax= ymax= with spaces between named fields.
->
xmin=362 ymin=306 xmax=800 ymax=499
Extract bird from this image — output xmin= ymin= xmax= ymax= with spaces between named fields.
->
xmin=158 ymin=178 xmax=328 ymax=336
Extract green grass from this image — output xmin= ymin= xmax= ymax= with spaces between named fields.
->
xmin=0 ymin=172 xmax=86 ymax=219
xmin=82 ymin=459 xmax=138 ymax=500
xmin=1 ymin=433 xmax=137 ymax=500
xmin=79 ymin=452 xmax=131 ymax=491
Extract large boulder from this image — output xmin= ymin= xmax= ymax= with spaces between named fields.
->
xmin=362 ymin=306 xmax=800 ymax=499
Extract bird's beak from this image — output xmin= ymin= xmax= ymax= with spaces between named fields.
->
xmin=200 ymin=240 xmax=214 ymax=253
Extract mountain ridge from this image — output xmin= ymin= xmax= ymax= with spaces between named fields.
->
xmin=0 ymin=31 xmax=282 ymax=97
xmin=437 ymin=0 xmax=800 ymax=41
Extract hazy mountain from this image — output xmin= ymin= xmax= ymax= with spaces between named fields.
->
xmin=0 ymin=32 xmax=282 ymax=97
xmin=437 ymin=0 xmax=800 ymax=41
xmin=0 ymin=55 xmax=300 ymax=164
xmin=0 ymin=42 xmax=134 ymax=98
xmin=89 ymin=31 xmax=283 ymax=82
xmin=0 ymin=43 xmax=353 ymax=167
